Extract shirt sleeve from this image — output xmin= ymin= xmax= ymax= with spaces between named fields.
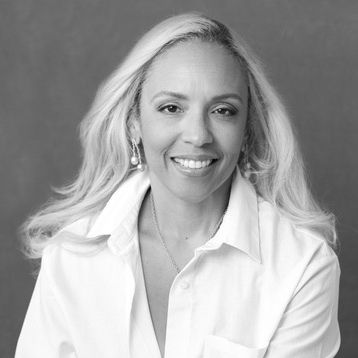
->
xmin=15 ymin=255 xmax=76 ymax=358
xmin=265 ymin=253 xmax=341 ymax=358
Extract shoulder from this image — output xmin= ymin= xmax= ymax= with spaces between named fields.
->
xmin=257 ymin=198 xmax=339 ymax=276
xmin=40 ymin=233 xmax=114 ymax=290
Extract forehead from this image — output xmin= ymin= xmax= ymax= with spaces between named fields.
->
xmin=142 ymin=39 xmax=247 ymax=96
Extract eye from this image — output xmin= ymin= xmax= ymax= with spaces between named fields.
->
xmin=158 ymin=104 xmax=182 ymax=114
xmin=212 ymin=106 xmax=237 ymax=116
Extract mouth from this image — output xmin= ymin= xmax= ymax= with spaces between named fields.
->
xmin=171 ymin=157 xmax=216 ymax=169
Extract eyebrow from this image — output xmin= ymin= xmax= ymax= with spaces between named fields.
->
xmin=150 ymin=91 xmax=244 ymax=104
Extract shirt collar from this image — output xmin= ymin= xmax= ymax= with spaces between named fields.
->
xmin=54 ymin=171 xmax=149 ymax=255
xmin=87 ymin=171 xmax=150 ymax=238
xmin=62 ymin=168 xmax=261 ymax=263
xmin=217 ymin=169 xmax=261 ymax=264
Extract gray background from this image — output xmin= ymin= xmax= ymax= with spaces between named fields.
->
xmin=1 ymin=0 xmax=357 ymax=357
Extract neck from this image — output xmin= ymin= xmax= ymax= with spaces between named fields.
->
xmin=148 ymin=175 xmax=232 ymax=244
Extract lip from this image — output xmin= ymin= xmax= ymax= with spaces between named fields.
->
xmin=170 ymin=157 xmax=218 ymax=177
xmin=170 ymin=154 xmax=218 ymax=161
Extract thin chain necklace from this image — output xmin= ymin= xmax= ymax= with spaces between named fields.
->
xmin=150 ymin=192 xmax=228 ymax=274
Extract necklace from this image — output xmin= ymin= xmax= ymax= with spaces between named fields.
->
xmin=150 ymin=192 xmax=228 ymax=274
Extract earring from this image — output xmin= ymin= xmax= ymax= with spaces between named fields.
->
xmin=241 ymin=142 xmax=251 ymax=179
xmin=130 ymin=138 xmax=144 ymax=171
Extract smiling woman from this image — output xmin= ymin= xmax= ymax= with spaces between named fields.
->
xmin=16 ymin=13 xmax=340 ymax=358
xmin=136 ymin=40 xmax=247 ymax=208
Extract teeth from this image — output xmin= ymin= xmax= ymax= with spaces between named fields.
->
xmin=173 ymin=158 xmax=213 ymax=169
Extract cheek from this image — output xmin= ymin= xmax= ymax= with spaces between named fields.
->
xmin=139 ymin=105 xmax=179 ymax=154
xmin=139 ymin=120 xmax=174 ymax=164
xmin=140 ymin=127 xmax=160 ymax=157
xmin=215 ymin=123 xmax=245 ymax=158
xmin=139 ymin=110 xmax=159 ymax=151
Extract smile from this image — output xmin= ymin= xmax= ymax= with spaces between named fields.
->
xmin=172 ymin=158 xmax=215 ymax=169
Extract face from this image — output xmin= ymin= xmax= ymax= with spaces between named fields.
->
xmin=134 ymin=39 xmax=248 ymax=203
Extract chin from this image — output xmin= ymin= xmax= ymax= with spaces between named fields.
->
xmin=166 ymin=175 xmax=227 ymax=204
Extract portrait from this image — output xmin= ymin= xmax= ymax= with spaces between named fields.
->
xmin=2 ymin=2 xmax=357 ymax=357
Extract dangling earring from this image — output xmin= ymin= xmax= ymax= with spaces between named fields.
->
xmin=241 ymin=142 xmax=251 ymax=179
xmin=130 ymin=138 xmax=144 ymax=171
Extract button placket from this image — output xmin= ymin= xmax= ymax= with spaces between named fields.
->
xmin=165 ymin=257 xmax=199 ymax=358
xmin=166 ymin=277 xmax=193 ymax=358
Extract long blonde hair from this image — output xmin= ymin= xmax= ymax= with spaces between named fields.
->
xmin=22 ymin=13 xmax=337 ymax=259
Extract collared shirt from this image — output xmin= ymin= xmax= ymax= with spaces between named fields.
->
xmin=16 ymin=169 xmax=340 ymax=358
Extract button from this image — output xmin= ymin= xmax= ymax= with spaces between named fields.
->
xmin=179 ymin=280 xmax=190 ymax=290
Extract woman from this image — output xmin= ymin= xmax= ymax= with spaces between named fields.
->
xmin=16 ymin=13 xmax=340 ymax=358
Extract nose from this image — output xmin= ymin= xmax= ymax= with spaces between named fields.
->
xmin=181 ymin=111 xmax=213 ymax=147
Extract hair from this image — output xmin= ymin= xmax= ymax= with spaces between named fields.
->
xmin=21 ymin=12 xmax=337 ymax=259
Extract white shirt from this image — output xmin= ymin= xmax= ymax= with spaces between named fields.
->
xmin=16 ymin=169 xmax=340 ymax=358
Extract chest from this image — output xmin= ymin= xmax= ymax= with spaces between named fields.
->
xmin=138 ymin=234 xmax=196 ymax=357
xmin=57 ymin=242 xmax=280 ymax=357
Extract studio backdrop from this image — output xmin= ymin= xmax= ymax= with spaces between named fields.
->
xmin=1 ymin=1 xmax=357 ymax=357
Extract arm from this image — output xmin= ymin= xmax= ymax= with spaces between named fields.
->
xmin=265 ymin=254 xmax=341 ymax=358
xmin=15 ymin=253 xmax=76 ymax=358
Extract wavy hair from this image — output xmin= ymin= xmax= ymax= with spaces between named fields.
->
xmin=21 ymin=12 xmax=337 ymax=259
